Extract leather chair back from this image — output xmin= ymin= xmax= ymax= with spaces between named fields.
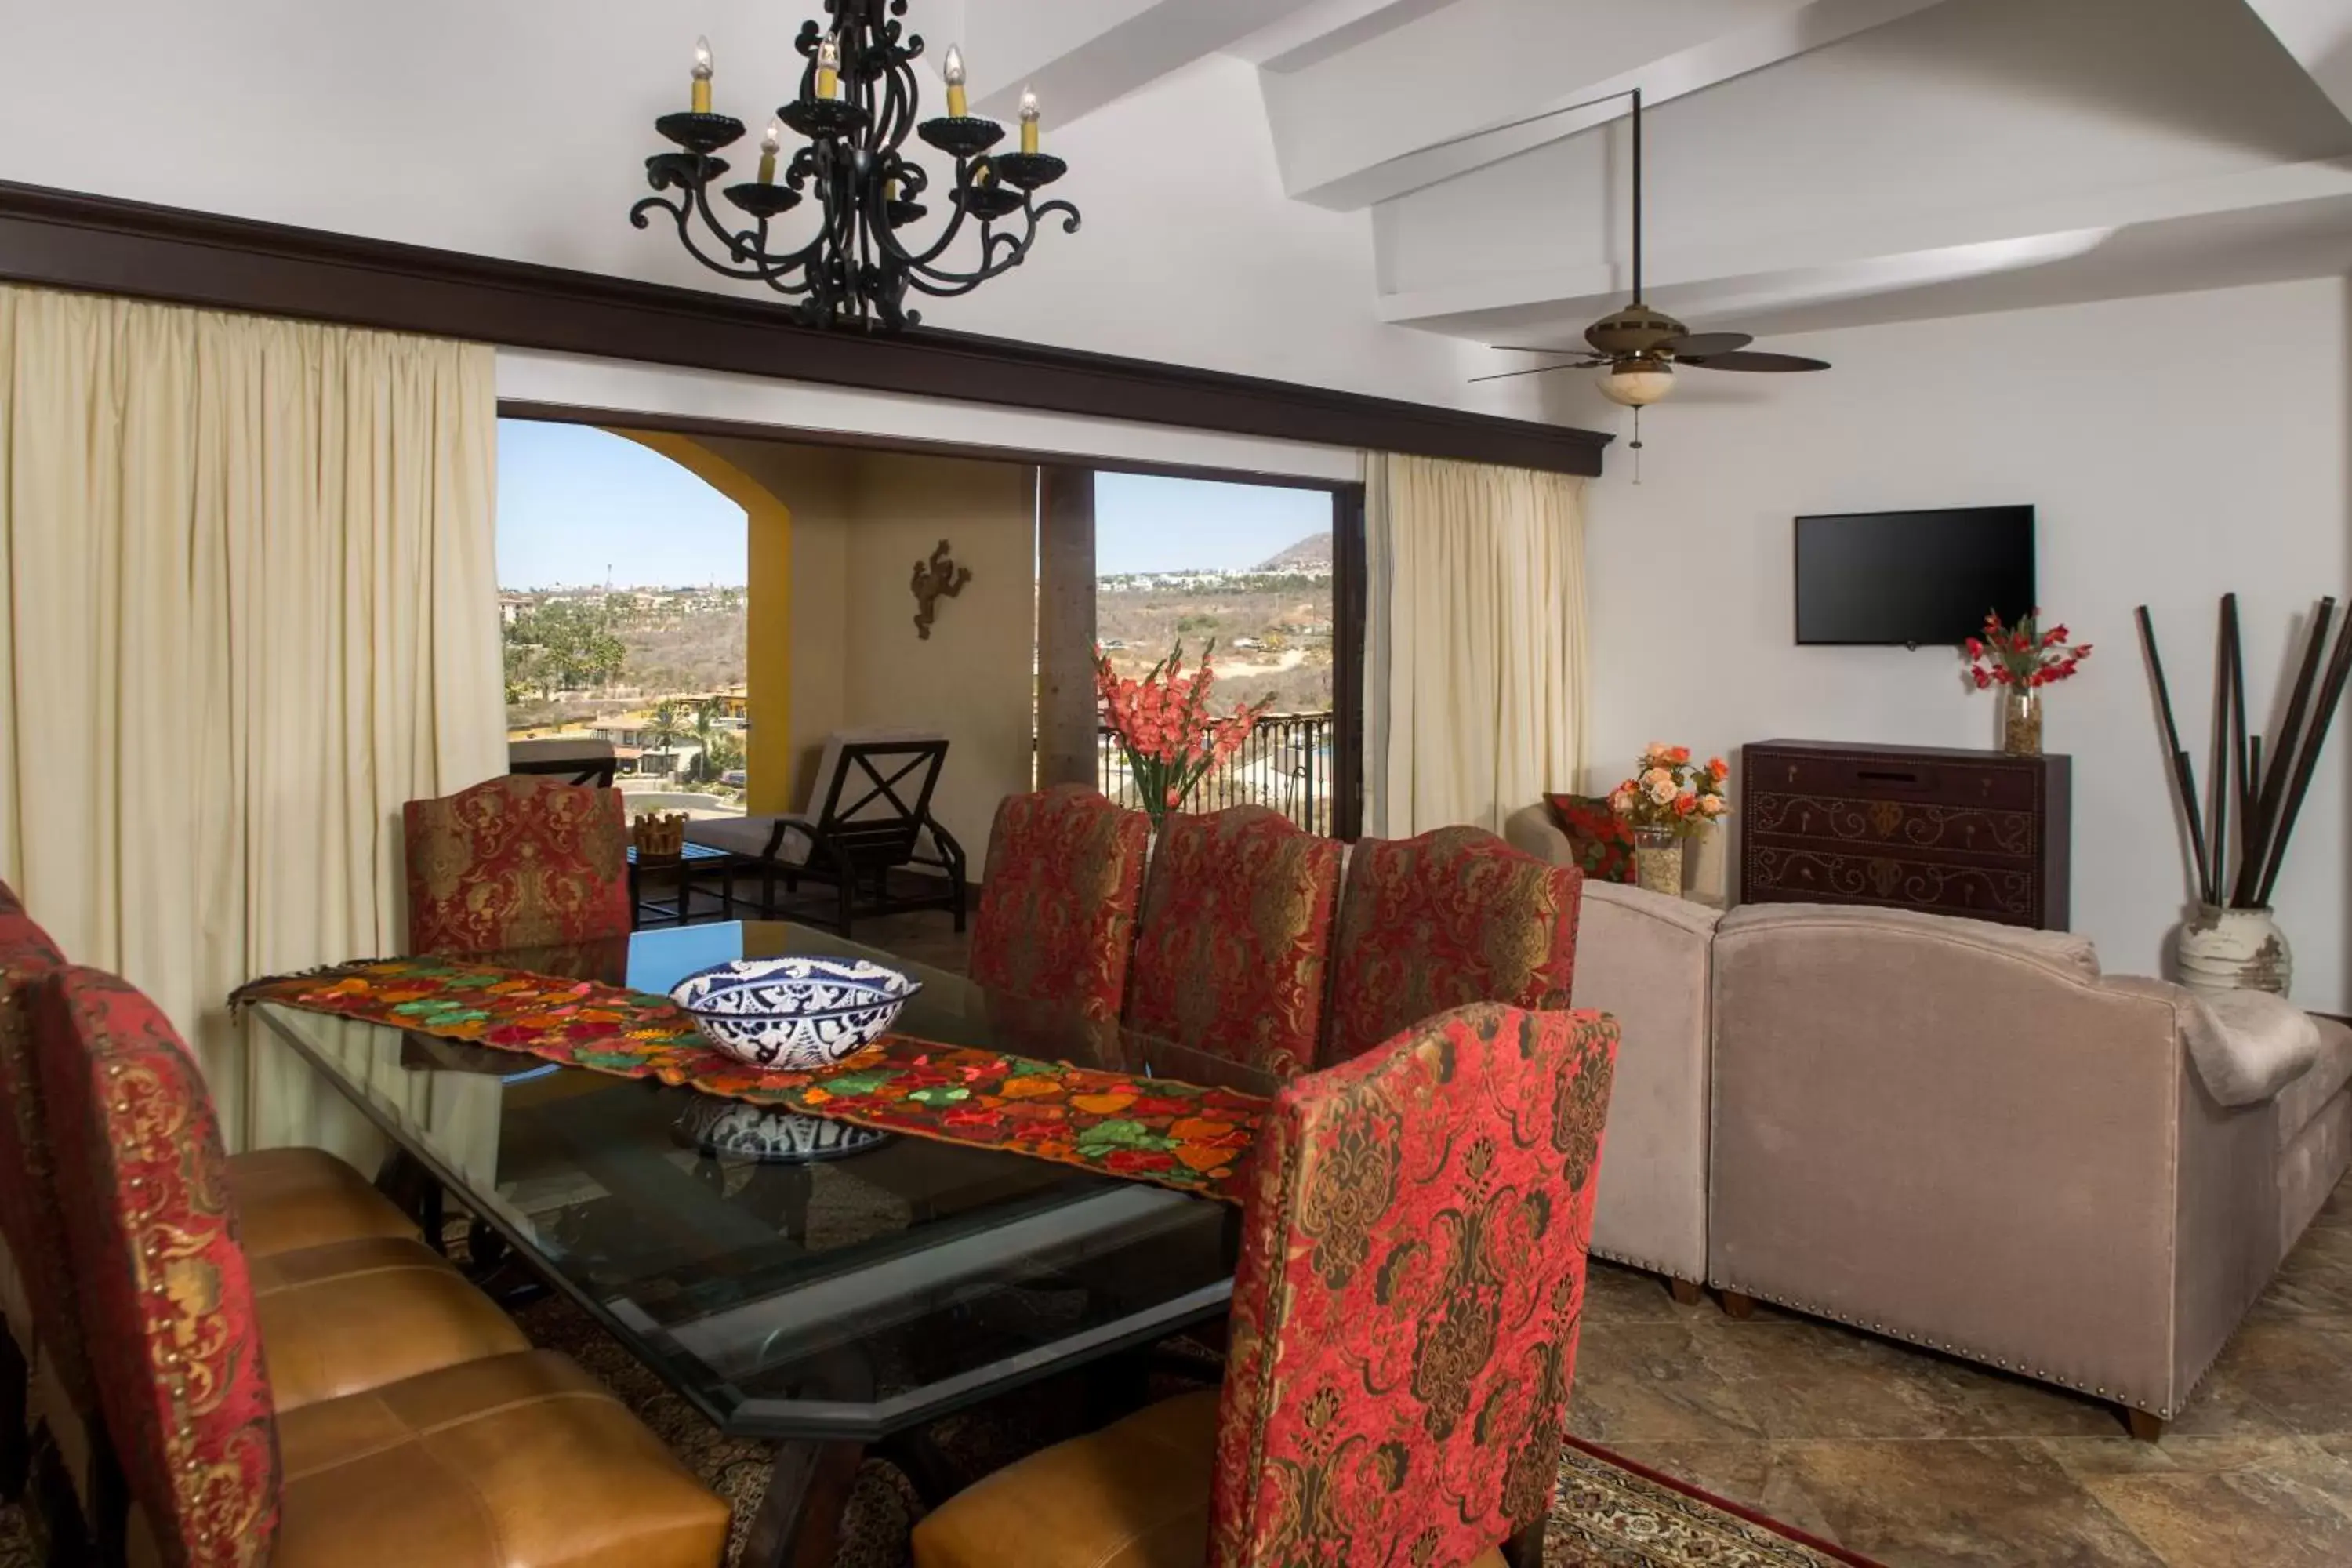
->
xmin=31 ymin=965 xmax=280 ymax=1567
xmin=968 ymin=786 xmax=1150 ymax=1022
xmin=402 ymin=775 xmax=630 ymax=956
xmin=1320 ymin=826 xmax=1582 ymax=1067
xmin=1125 ymin=806 xmax=1341 ymax=1081
xmin=1211 ymin=1002 xmax=1620 ymax=1566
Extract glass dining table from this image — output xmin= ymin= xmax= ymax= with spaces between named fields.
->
xmin=249 ymin=920 xmax=1271 ymax=1566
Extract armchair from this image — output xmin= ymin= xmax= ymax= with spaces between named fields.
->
xmin=1507 ymin=804 xmax=1719 ymax=1297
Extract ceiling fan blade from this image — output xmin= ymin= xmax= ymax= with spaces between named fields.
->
xmin=1469 ymin=360 xmax=1599 ymax=383
xmin=1661 ymin=331 xmax=1752 ymax=358
xmin=1679 ymin=350 xmax=1831 ymax=372
xmin=1489 ymin=345 xmax=1593 ymax=355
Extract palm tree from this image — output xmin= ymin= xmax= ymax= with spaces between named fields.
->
xmin=691 ymin=698 xmax=720 ymax=783
xmin=644 ymin=700 xmax=688 ymax=778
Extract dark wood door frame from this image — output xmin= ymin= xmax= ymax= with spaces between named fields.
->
xmin=0 ymin=179 xmax=1612 ymax=477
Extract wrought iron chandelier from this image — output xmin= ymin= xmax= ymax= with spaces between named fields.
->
xmin=633 ymin=0 xmax=1079 ymax=332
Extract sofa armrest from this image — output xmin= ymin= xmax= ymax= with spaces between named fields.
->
xmin=2111 ymin=978 xmax=2319 ymax=1107
xmin=1504 ymin=804 xmax=1571 ymax=866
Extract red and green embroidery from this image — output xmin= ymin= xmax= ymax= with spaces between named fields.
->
xmin=237 ymin=956 xmax=1263 ymax=1200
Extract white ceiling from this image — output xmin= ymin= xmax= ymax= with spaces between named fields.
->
xmin=982 ymin=0 xmax=2352 ymax=361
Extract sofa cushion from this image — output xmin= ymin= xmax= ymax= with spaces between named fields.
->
xmin=2172 ymin=989 xmax=2323 ymax=1109
xmin=2274 ymin=1015 xmax=2352 ymax=1148
xmin=1543 ymin=793 xmax=1636 ymax=884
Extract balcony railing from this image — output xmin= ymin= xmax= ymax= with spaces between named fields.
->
xmin=1097 ymin=711 xmax=1336 ymax=837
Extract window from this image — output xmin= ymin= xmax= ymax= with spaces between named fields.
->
xmin=1094 ymin=473 xmax=1345 ymax=833
xmin=495 ymin=419 xmax=750 ymax=813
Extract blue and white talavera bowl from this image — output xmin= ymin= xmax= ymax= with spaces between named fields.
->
xmin=673 ymin=1097 xmax=892 ymax=1163
xmin=670 ymin=956 xmax=922 ymax=1072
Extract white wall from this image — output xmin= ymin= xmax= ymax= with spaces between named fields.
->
xmin=1581 ymin=276 xmax=2352 ymax=1009
xmin=0 ymin=2 xmax=1479 ymax=407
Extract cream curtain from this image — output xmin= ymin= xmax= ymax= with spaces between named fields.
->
xmin=0 ymin=284 xmax=506 ymax=1153
xmin=1367 ymin=453 xmax=1587 ymax=837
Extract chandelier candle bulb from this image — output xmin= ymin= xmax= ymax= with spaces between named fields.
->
xmin=944 ymin=45 xmax=967 ymax=118
xmin=691 ymin=35 xmax=713 ymax=114
xmin=816 ymin=35 xmax=840 ymax=100
xmin=1020 ymin=87 xmax=1040 ymax=153
xmin=758 ymin=118 xmax=782 ymax=184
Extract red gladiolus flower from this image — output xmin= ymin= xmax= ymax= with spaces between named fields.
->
xmin=1973 ymin=668 xmax=1991 ymax=689
xmin=1965 ymin=637 xmax=1984 ymax=657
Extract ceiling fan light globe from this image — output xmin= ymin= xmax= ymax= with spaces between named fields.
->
xmin=1598 ymin=362 xmax=1676 ymax=406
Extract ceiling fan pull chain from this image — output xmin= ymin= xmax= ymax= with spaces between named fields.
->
xmin=1630 ymin=405 xmax=1644 ymax=485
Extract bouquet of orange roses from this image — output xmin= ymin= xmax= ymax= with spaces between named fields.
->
xmin=1094 ymin=638 xmax=1272 ymax=830
xmin=1609 ymin=743 xmax=1731 ymax=840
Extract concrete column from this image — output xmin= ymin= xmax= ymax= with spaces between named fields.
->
xmin=1036 ymin=466 xmax=1098 ymax=789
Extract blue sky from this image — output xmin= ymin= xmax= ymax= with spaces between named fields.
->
xmin=497 ymin=422 xmax=748 ymax=590
xmin=1094 ymin=472 xmax=1331 ymax=575
xmin=495 ymin=420 xmax=1330 ymax=587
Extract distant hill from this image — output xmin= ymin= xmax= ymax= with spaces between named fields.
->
xmin=1255 ymin=531 xmax=1333 ymax=571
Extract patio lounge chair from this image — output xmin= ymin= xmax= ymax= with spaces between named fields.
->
xmin=685 ymin=731 xmax=967 ymax=935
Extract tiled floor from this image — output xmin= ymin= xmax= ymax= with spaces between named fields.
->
xmin=1573 ymin=1184 xmax=2352 ymax=1567
xmin=843 ymin=904 xmax=2352 ymax=1567
xmin=1568 ymin=1178 xmax=2352 ymax=1567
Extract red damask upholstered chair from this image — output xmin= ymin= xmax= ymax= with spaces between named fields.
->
xmin=0 ymin=902 xmax=460 ymax=1558
xmin=910 ymin=1002 xmax=1623 ymax=1568
xmin=31 ymin=964 xmax=730 ymax=1568
xmin=1124 ymin=806 xmax=1342 ymax=1081
xmin=1320 ymin=826 xmax=1584 ymax=1069
xmin=403 ymin=775 xmax=631 ymax=956
xmin=968 ymin=786 xmax=1152 ymax=1022
xmin=0 ymin=887 xmax=64 ymax=1495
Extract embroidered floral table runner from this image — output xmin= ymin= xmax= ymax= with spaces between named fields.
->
xmin=236 ymin=956 xmax=1264 ymax=1200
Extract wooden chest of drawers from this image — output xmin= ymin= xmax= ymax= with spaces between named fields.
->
xmin=1738 ymin=739 xmax=2071 ymax=930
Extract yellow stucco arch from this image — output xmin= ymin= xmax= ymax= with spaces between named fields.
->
xmin=607 ymin=428 xmax=796 ymax=815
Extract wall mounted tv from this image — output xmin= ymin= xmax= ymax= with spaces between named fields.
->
xmin=1794 ymin=506 xmax=2036 ymax=648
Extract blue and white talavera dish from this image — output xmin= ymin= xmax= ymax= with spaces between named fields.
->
xmin=670 ymin=956 xmax=922 ymax=1072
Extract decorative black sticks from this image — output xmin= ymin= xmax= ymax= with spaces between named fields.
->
xmin=2137 ymin=595 xmax=2350 ymax=910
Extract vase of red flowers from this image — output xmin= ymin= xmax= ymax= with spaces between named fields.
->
xmin=1608 ymin=744 xmax=1731 ymax=897
xmin=1966 ymin=612 xmax=2091 ymax=757
xmin=1094 ymin=638 xmax=1272 ymax=833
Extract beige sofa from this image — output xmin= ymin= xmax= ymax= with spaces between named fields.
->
xmin=1708 ymin=903 xmax=2352 ymax=1433
xmin=1505 ymin=800 xmax=2352 ymax=1430
xmin=1507 ymin=805 xmax=1719 ymax=1293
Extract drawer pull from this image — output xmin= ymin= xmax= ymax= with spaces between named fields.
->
xmin=1856 ymin=769 xmax=1921 ymax=784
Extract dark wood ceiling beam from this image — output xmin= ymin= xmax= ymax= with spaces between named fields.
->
xmin=0 ymin=179 xmax=1610 ymax=477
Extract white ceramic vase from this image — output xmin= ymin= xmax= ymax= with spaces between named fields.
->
xmin=2175 ymin=905 xmax=2293 ymax=998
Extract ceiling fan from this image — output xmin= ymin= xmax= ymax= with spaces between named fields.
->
xmin=1472 ymin=89 xmax=1829 ymax=408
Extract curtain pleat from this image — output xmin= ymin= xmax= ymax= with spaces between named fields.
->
xmin=0 ymin=284 xmax=504 ymax=1153
xmin=1368 ymin=453 xmax=1587 ymax=837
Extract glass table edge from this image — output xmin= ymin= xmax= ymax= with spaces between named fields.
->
xmin=718 ymin=1278 xmax=1235 ymax=1442
xmin=252 ymin=998 xmax=1240 ymax=1441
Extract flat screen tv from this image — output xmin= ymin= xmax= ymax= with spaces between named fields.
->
xmin=1794 ymin=506 xmax=2035 ymax=648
